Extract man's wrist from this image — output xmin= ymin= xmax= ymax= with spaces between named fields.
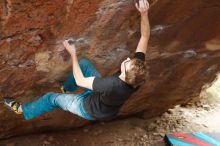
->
xmin=70 ymin=52 xmax=76 ymax=58
xmin=141 ymin=11 xmax=148 ymax=16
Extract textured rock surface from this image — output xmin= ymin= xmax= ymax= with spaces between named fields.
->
xmin=0 ymin=0 xmax=220 ymax=138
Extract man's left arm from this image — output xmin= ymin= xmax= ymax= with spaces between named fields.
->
xmin=63 ymin=40 xmax=95 ymax=90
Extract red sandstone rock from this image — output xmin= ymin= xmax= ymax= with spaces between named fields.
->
xmin=0 ymin=0 xmax=220 ymax=138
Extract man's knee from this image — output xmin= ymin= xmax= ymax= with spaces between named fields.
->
xmin=44 ymin=92 xmax=59 ymax=104
xmin=44 ymin=92 xmax=56 ymax=98
xmin=79 ymin=58 xmax=92 ymax=66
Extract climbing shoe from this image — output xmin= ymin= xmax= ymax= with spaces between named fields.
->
xmin=60 ymin=86 xmax=67 ymax=93
xmin=3 ymin=97 xmax=22 ymax=115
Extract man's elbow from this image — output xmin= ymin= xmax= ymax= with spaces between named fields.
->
xmin=75 ymin=79 xmax=83 ymax=87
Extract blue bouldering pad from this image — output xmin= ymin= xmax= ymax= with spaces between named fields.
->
xmin=165 ymin=132 xmax=220 ymax=146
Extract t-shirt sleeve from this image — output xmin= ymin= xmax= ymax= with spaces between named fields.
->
xmin=92 ymin=77 xmax=112 ymax=93
xmin=134 ymin=52 xmax=145 ymax=61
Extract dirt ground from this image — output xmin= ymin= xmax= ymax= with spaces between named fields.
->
xmin=0 ymin=78 xmax=220 ymax=146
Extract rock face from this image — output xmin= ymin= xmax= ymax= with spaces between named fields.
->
xmin=0 ymin=0 xmax=220 ymax=139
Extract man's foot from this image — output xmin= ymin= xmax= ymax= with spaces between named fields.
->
xmin=60 ymin=86 xmax=66 ymax=93
xmin=3 ymin=97 xmax=22 ymax=114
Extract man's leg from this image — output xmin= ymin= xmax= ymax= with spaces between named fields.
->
xmin=63 ymin=58 xmax=101 ymax=92
xmin=53 ymin=91 xmax=94 ymax=120
xmin=20 ymin=91 xmax=93 ymax=120
xmin=21 ymin=92 xmax=62 ymax=120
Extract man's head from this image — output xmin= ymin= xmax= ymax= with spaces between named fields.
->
xmin=121 ymin=57 xmax=148 ymax=87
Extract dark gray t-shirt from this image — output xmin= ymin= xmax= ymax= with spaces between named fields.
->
xmin=83 ymin=52 xmax=145 ymax=120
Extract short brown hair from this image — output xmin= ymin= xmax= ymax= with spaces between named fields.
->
xmin=125 ymin=58 xmax=148 ymax=87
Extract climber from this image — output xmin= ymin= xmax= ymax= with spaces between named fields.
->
xmin=3 ymin=0 xmax=150 ymax=121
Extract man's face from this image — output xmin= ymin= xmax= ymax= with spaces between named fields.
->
xmin=121 ymin=58 xmax=132 ymax=74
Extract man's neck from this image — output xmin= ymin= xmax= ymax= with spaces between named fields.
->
xmin=119 ymin=73 xmax=135 ymax=88
xmin=119 ymin=73 xmax=126 ymax=82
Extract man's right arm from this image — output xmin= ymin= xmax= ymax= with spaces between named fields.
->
xmin=135 ymin=0 xmax=150 ymax=54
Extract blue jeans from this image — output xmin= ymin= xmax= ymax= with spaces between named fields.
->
xmin=22 ymin=58 xmax=101 ymax=120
